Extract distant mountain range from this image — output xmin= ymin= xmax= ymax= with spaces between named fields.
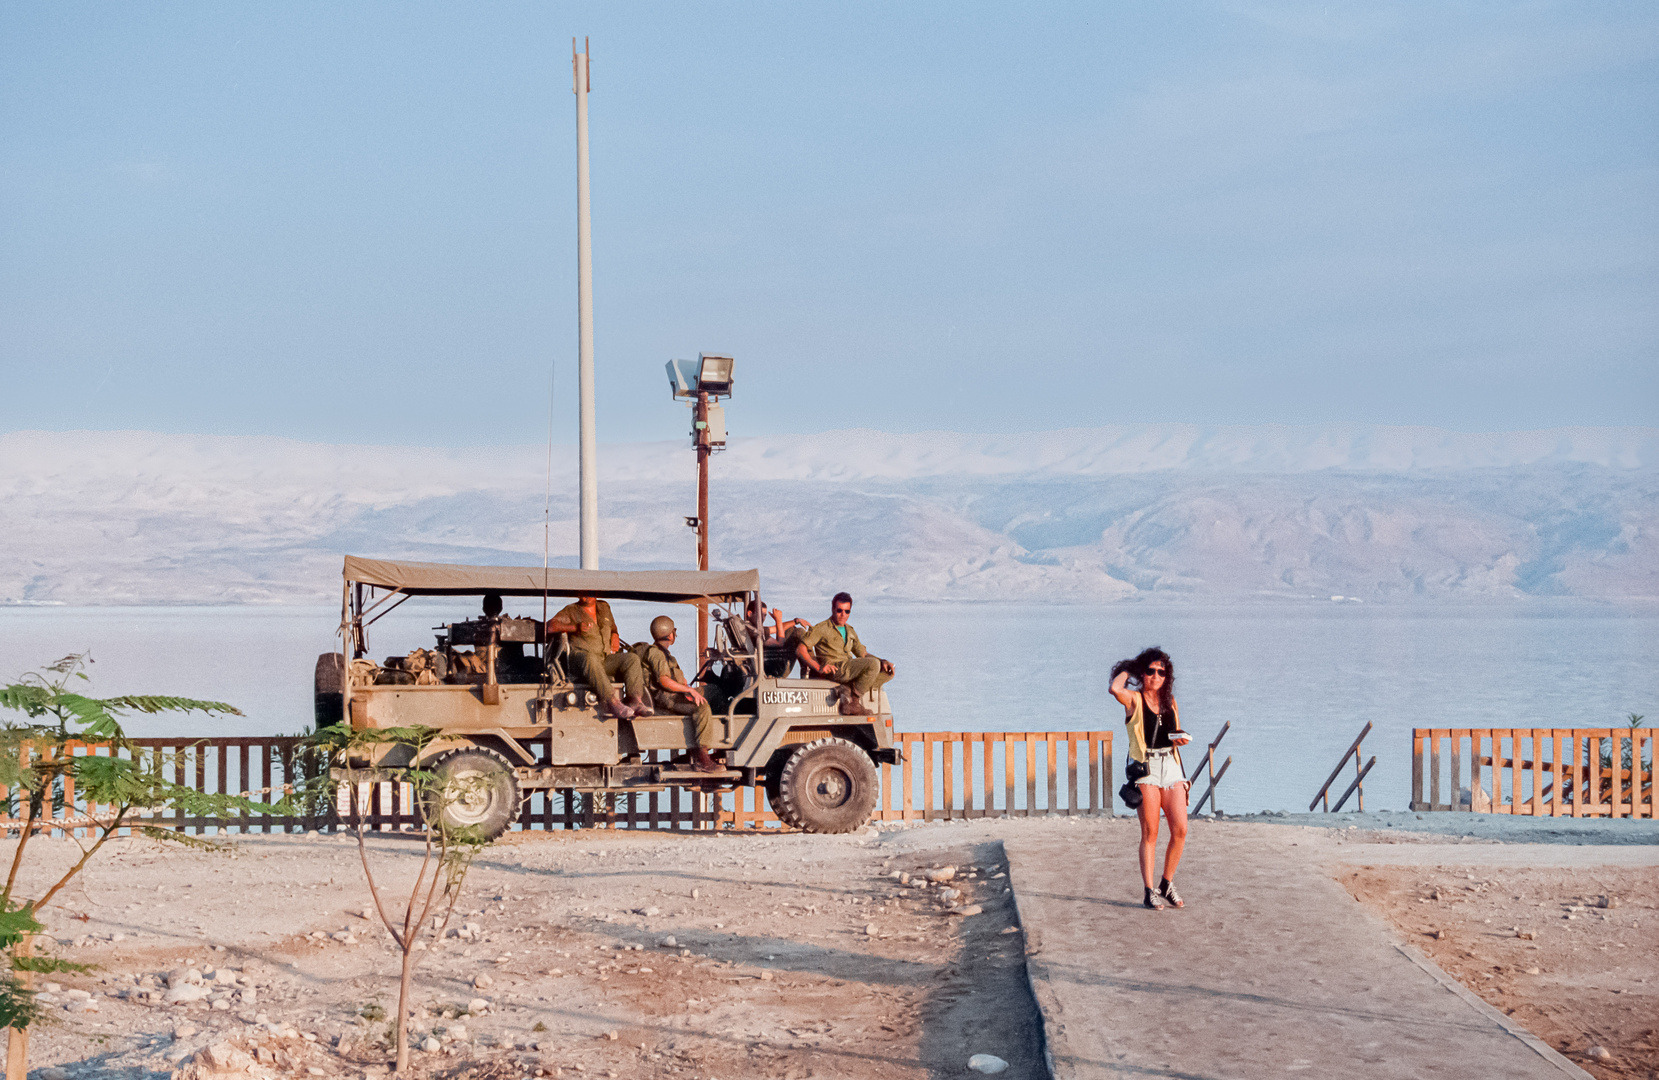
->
xmin=2 ymin=425 xmax=1654 ymax=605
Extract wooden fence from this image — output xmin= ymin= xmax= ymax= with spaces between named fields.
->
xmin=1411 ymin=727 xmax=1654 ymax=818
xmin=0 ymin=731 xmax=1115 ymax=836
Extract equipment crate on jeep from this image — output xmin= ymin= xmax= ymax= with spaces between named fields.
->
xmin=316 ymin=556 xmax=900 ymax=839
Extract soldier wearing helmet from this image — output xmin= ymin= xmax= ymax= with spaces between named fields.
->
xmin=638 ymin=615 xmax=723 ymax=773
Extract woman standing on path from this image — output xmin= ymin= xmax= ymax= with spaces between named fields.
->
xmin=1110 ymin=647 xmax=1192 ymax=910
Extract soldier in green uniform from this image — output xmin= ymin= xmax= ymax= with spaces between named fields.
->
xmin=638 ymin=615 xmax=724 ymax=773
xmin=546 ymin=593 xmax=653 ymax=720
xmin=795 ymin=592 xmax=895 ymax=716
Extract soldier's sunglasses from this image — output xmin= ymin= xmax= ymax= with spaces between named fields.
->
xmin=833 ymin=606 xmax=851 ymax=615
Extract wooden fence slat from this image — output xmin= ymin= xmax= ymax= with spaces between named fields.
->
xmin=1529 ymin=730 xmax=1543 ymax=817
xmin=948 ymin=739 xmax=962 ymax=822
xmin=1042 ymin=735 xmax=1054 ymax=815
xmin=1430 ymin=732 xmax=1442 ymax=811
xmin=1451 ymin=732 xmax=1463 ymax=813
xmin=175 ymin=745 xmax=188 ymax=834
xmin=1610 ymin=730 xmax=1624 ymax=819
xmin=1003 ymin=736 xmax=1015 ymax=817
xmin=1024 ymin=735 xmax=1037 ymax=818
xmin=1588 ymin=733 xmax=1602 ymax=817
xmin=1410 ymin=732 xmax=1423 ymax=810
xmin=1637 ymin=732 xmax=1650 ymax=819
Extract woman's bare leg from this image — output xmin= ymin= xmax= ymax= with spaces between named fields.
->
xmin=1136 ymin=787 xmax=1162 ymax=889
xmin=1159 ymin=783 xmax=1190 ymax=882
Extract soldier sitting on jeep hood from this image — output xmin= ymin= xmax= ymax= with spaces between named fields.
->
xmin=546 ymin=593 xmax=654 ymax=721
xmin=795 ymin=592 xmax=895 ymax=716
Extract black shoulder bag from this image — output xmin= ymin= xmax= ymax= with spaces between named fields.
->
xmin=1118 ymin=702 xmax=1166 ymax=809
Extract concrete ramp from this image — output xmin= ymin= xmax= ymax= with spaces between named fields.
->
xmin=1006 ymin=823 xmax=1590 ymax=1079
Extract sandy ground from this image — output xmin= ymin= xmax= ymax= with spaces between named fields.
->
xmin=6 ymin=811 xmax=1654 ymax=1080
xmin=1335 ymin=851 xmax=1657 ymax=1079
xmin=7 ymin=822 xmax=1048 ymax=1080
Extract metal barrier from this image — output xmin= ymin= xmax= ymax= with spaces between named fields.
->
xmin=1411 ymin=727 xmax=1654 ymax=817
xmin=1189 ymin=721 xmax=1232 ymax=816
xmin=1311 ymin=721 xmax=1376 ymax=813
xmin=0 ymin=731 xmax=1116 ymax=835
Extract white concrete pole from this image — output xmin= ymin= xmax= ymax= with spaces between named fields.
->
xmin=574 ymin=39 xmax=599 ymax=569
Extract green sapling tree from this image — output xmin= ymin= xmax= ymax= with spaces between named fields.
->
xmin=304 ymin=724 xmax=488 ymax=1073
xmin=0 ymin=654 xmax=285 ymax=1080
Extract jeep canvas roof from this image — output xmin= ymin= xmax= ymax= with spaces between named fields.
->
xmin=341 ymin=555 xmax=759 ymax=604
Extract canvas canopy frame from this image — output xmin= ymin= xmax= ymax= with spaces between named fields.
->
xmin=338 ymin=556 xmax=762 ymax=667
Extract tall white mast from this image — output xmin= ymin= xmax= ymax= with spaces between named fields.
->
xmin=573 ymin=38 xmax=598 ymax=569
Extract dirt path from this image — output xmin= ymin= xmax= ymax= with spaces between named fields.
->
xmin=1337 ymin=856 xmax=1657 ymax=1078
xmin=9 ymin=823 xmax=1047 ymax=1080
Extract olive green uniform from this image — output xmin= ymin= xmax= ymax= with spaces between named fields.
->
xmin=637 ymin=642 xmax=719 ymax=748
xmin=552 ymin=600 xmax=645 ymax=701
xmin=800 ymin=618 xmax=892 ymax=696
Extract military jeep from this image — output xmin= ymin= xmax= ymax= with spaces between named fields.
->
xmin=315 ymin=556 xmax=899 ymax=839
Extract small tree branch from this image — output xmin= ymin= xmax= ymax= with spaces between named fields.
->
xmin=349 ymin=775 xmax=405 ymax=952
xmin=35 ymin=807 xmax=128 ymax=912
xmin=409 ymin=830 xmax=448 ymax=957
xmin=400 ymin=830 xmax=436 ymax=946
xmin=2 ymin=783 xmax=42 ymax=907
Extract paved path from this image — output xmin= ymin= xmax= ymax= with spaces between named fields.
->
xmin=1006 ymin=823 xmax=1591 ymax=1080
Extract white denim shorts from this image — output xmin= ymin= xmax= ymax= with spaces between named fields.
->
xmin=1138 ymin=748 xmax=1185 ymax=790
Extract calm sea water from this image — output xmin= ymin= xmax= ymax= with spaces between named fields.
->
xmin=2 ymin=601 xmax=1653 ymax=814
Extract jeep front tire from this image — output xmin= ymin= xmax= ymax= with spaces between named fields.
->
xmin=774 ymin=737 xmax=878 ymax=834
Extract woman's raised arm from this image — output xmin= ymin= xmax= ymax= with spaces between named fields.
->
xmin=1109 ymin=668 xmax=1137 ymax=711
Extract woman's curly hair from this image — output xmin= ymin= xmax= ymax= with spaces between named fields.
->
xmin=1111 ymin=647 xmax=1174 ymax=698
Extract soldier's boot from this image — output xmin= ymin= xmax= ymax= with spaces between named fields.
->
xmin=837 ymin=686 xmax=871 ymax=716
xmin=691 ymin=748 xmax=723 ymax=773
xmin=603 ymin=695 xmax=636 ymax=721
xmin=625 ymin=692 xmax=655 ymax=717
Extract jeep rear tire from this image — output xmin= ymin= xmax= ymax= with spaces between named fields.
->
xmin=421 ymin=747 xmax=518 ymax=841
xmin=774 ymin=737 xmax=878 ymax=834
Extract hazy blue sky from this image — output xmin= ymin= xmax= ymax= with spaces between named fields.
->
xmin=2 ymin=2 xmax=1655 ymax=446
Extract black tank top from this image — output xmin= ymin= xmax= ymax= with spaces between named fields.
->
xmin=1143 ymin=701 xmax=1174 ymax=750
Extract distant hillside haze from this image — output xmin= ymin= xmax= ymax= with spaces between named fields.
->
xmin=2 ymin=426 xmax=1654 ymax=605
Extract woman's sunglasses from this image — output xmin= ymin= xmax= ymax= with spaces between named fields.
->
xmin=1145 ymin=667 xmax=1168 ymax=678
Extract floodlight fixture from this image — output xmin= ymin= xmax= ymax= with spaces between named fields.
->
xmin=665 ymin=358 xmax=699 ymax=400
xmin=695 ymin=353 xmax=734 ymax=397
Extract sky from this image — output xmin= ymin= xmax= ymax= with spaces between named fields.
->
xmin=2 ymin=1 xmax=1656 ymax=448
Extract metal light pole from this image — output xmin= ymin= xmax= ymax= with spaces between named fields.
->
xmin=666 ymin=355 xmax=734 ymax=657
xmin=695 ymin=390 xmax=711 ymax=656
xmin=573 ymin=38 xmax=599 ymax=570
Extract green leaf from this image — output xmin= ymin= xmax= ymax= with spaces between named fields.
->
xmin=11 ymin=957 xmax=92 ymax=975
xmin=96 ymin=695 xmax=242 ymax=718
xmin=0 ymin=976 xmax=42 ymax=1032
xmin=0 ymin=686 xmax=54 ymax=719
xmin=0 ymin=909 xmax=43 ymax=950
xmin=136 ymin=826 xmax=233 ymax=852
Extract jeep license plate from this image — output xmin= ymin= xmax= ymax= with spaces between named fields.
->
xmin=760 ymin=690 xmax=812 ymax=705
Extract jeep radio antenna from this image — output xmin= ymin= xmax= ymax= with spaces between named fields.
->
xmin=543 ymin=359 xmax=556 ymax=636
xmin=573 ymin=35 xmax=599 ymax=570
